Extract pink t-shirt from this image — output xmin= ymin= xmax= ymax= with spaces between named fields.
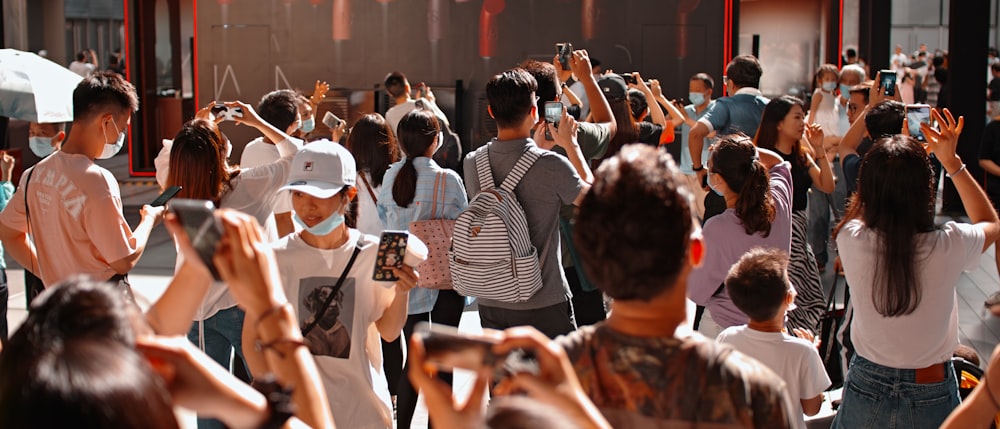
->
xmin=0 ymin=151 xmax=136 ymax=286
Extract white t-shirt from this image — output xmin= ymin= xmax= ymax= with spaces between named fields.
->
xmin=385 ymin=98 xmax=449 ymax=136
xmin=891 ymin=53 xmax=910 ymax=72
xmin=355 ymin=172 xmax=383 ymax=236
xmin=69 ymin=61 xmax=95 ymax=77
xmin=273 ymin=230 xmax=397 ymax=429
xmin=717 ymin=326 xmax=830 ymax=429
xmin=837 ymin=220 xmax=985 ymax=369
xmin=240 ymin=137 xmax=293 ymax=214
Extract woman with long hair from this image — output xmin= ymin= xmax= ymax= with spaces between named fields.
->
xmin=753 ymin=95 xmax=834 ymax=333
xmin=376 ymin=109 xmax=468 ymax=428
xmin=688 ymin=134 xmax=793 ymax=334
xmin=831 ymin=110 xmax=999 ymax=428
xmin=164 ymin=102 xmax=300 ymax=429
xmin=344 ymin=113 xmax=401 ymax=236
xmin=596 ymin=73 xmax=670 ymax=163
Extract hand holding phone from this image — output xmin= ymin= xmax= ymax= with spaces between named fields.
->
xmin=210 ymin=104 xmax=244 ymax=121
xmin=414 ymin=323 xmax=540 ymax=380
xmin=167 ymin=199 xmax=223 ymax=280
xmin=556 ymin=42 xmax=573 ymax=70
xmin=323 ymin=111 xmax=345 ymax=129
xmin=622 ymin=73 xmax=638 ymax=85
xmin=151 ymin=186 xmax=183 ymax=207
xmin=374 ymin=231 xmax=409 ymax=281
xmin=906 ymin=104 xmax=931 ymax=141
xmin=879 ymin=70 xmax=897 ymax=97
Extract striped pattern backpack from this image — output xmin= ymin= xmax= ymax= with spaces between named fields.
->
xmin=449 ymin=145 xmax=543 ymax=302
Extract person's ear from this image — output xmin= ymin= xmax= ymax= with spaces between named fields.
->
xmin=487 ymin=105 xmax=495 ymax=119
xmin=53 ymin=131 xmax=66 ymax=147
xmin=345 ymin=187 xmax=358 ymax=202
xmin=689 ymin=233 xmax=705 ymax=268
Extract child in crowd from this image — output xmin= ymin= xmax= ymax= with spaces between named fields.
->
xmin=243 ymin=140 xmax=420 ymax=429
xmin=717 ymin=248 xmax=831 ymax=429
xmin=808 ymin=64 xmax=842 ymax=141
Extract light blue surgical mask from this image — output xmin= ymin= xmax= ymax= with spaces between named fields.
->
xmin=293 ymin=212 xmax=344 ymax=236
xmin=99 ymin=117 xmax=126 ymax=159
xmin=707 ymin=172 xmax=725 ymax=197
xmin=301 ymin=117 xmax=316 ymax=133
xmin=821 ymin=81 xmax=837 ymax=92
xmin=689 ymin=92 xmax=706 ymax=106
xmin=29 ymin=136 xmax=55 ymax=158
xmin=839 ymin=84 xmax=852 ymax=95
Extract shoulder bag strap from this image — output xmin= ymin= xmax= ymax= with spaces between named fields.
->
xmin=360 ymin=173 xmax=377 ymax=205
xmin=301 ymin=240 xmax=364 ymax=336
xmin=428 ymin=172 xmax=446 ymax=220
xmin=499 ymin=147 xmax=541 ymax=193
xmin=474 ymin=145 xmax=496 ymax=190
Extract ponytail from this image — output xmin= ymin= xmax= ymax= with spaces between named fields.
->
xmin=734 ymin=159 xmax=775 ymax=237
xmin=392 ymin=109 xmax=440 ymax=208
xmin=392 ymin=158 xmax=418 ymax=207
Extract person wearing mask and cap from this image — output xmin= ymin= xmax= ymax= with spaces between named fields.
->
xmin=0 ymin=71 xmax=164 ymax=300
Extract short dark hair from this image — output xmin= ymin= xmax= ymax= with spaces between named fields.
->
xmin=726 ymin=55 xmax=763 ymax=88
xmin=384 ymin=71 xmax=409 ymax=98
xmin=72 ymin=71 xmax=139 ymax=121
xmin=258 ymin=89 xmax=299 ymax=132
xmin=518 ymin=59 xmax=559 ymax=113
xmin=627 ymin=89 xmax=648 ymax=120
xmin=725 ymin=248 xmax=791 ymax=322
xmin=849 ymin=82 xmax=872 ymax=105
xmin=846 ymin=48 xmax=858 ymax=57
xmin=76 ymin=50 xmax=87 ymax=61
xmin=691 ymin=73 xmax=715 ymax=90
xmin=864 ymin=100 xmax=905 ymax=139
xmin=486 ymin=68 xmax=538 ymax=129
xmin=992 ymin=63 xmax=1000 ymax=74
xmin=574 ymin=144 xmax=693 ymax=300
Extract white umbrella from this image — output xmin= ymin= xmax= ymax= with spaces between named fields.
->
xmin=0 ymin=49 xmax=83 ymax=123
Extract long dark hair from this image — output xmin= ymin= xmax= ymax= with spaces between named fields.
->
xmin=710 ymin=134 xmax=775 ymax=236
xmin=392 ymin=109 xmax=440 ymax=207
xmin=834 ymin=135 xmax=936 ymax=317
xmin=345 ymin=113 xmax=400 ymax=188
xmin=603 ymin=97 xmax=640 ymax=161
xmin=167 ymin=119 xmax=238 ymax=205
xmin=754 ymin=95 xmax=809 ymax=163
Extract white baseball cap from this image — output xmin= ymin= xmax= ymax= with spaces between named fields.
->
xmin=279 ymin=139 xmax=357 ymax=199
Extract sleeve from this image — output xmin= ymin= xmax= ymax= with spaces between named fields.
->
xmin=0 ymin=182 xmax=15 ymax=213
xmin=687 ymin=220 xmax=727 ymax=305
xmin=800 ymin=345 xmax=832 ymax=398
xmin=769 ymin=162 xmax=794 ymax=209
xmin=0 ymin=172 xmax=31 ymax=232
xmin=154 ymin=139 xmax=172 ymax=189
xmin=576 ymin=122 xmax=611 ymax=161
xmin=237 ymin=138 xmax=302 ymax=201
xmin=83 ymin=193 xmax=137 ymax=264
xmin=442 ymin=171 xmax=469 ymax=219
xmin=462 ymin=152 xmax=481 ymax=197
xmin=545 ymin=154 xmax=584 ymax=206
xmin=701 ymin=99 xmax=729 ymax=133
xmin=947 ymin=221 xmax=987 ymax=272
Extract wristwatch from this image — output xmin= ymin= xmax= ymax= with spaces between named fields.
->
xmin=693 ymin=164 xmax=705 ymax=172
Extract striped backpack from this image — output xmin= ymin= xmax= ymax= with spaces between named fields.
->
xmin=449 ymin=145 xmax=543 ymax=302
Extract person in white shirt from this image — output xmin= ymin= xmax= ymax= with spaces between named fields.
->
xmin=383 ymin=71 xmax=450 ymax=135
xmin=890 ymin=45 xmax=909 ymax=73
xmin=68 ymin=49 xmax=97 ymax=77
xmin=717 ymin=248 xmax=830 ymax=429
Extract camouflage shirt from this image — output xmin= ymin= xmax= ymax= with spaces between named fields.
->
xmin=557 ymin=324 xmax=797 ymax=429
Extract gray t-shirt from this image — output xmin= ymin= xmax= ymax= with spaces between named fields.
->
xmin=463 ymin=138 xmax=584 ymax=310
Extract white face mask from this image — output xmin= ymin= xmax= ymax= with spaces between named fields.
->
xmin=99 ymin=117 xmax=126 ymax=159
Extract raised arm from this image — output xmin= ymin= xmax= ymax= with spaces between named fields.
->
xmin=569 ymin=50 xmax=617 ymax=137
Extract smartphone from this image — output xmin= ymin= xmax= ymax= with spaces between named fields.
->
xmin=414 ymin=322 xmax=540 ymax=379
xmin=556 ymin=42 xmax=573 ymax=69
xmin=373 ymin=231 xmax=408 ymax=282
xmin=167 ymin=199 xmax=223 ymax=280
xmin=879 ymin=70 xmax=897 ymax=97
xmin=322 ymin=111 xmax=345 ymax=129
xmin=622 ymin=73 xmax=638 ymax=85
xmin=906 ymin=104 xmax=932 ymax=142
xmin=210 ymin=104 xmax=243 ymax=121
xmin=544 ymin=101 xmax=563 ymax=125
xmin=150 ymin=186 xmax=182 ymax=207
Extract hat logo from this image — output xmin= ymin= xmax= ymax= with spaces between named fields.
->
xmin=304 ymin=161 xmax=314 ymax=171
xmin=291 ymin=180 xmax=307 ymax=186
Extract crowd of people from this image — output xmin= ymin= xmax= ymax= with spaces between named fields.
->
xmin=3 ymin=39 xmax=1000 ymax=429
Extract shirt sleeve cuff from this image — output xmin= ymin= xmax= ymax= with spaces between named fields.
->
xmin=698 ymin=118 xmax=715 ymax=133
xmin=275 ymin=137 xmax=303 ymax=158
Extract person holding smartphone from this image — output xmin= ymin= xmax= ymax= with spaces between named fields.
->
xmin=247 ymin=139 xmax=418 ymax=428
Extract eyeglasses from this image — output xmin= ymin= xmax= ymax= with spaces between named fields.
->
xmin=722 ymin=76 xmax=729 ymax=85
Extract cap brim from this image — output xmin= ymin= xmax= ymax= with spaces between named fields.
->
xmin=278 ymin=181 xmax=344 ymax=199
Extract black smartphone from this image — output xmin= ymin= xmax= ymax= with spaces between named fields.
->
xmin=168 ymin=199 xmax=223 ymax=280
xmin=414 ymin=322 xmax=540 ymax=379
xmin=879 ymin=70 xmax=897 ymax=97
xmin=906 ymin=104 xmax=932 ymax=142
xmin=150 ymin=186 xmax=182 ymax=207
xmin=544 ymin=101 xmax=563 ymax=125
xmin=374 ymin=231 xmax=408 ymax=282
xmin=556 ymin=42 xmax=573 ymax=69
xmin=622 ymin=73 xmax=638 ymax=85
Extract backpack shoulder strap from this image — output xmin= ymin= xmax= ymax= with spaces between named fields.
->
xmin=474 ymin=144 xmax=496 ymax=191
xmin=499 ymin=147 xmax=541 ymax=193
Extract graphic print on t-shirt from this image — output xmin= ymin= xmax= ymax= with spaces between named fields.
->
xmin=298 ymin=276 xmax=356 ymax=359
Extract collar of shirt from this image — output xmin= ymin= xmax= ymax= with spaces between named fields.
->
xmin=734 ymin=87 xmax=763 ymax=96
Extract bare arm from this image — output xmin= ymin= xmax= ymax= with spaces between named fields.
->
xmin=0 ymin=223 xmax=34 ymax=272
xmin=146 ymin=260 xmax=213 ymax=335
xmin=689 ymin=122 xmax=711 ymax=184
xmin=569 ymin=50 xmax=617 ymax=137
xmin=375 ymin=266 xmax=417 ymax=342
xmin=657 ymin=94 xmax=692 ymax=128
xmin=562 ymin=84 xmax=583 ymax=107
xmin=108 ymin=205 xmax=164 ymax=274
xmin=633 ymin=76 xmax=667 ymax=128
xmin=804 ymin=124 xmax=836 ymax=193
xmin=801 ymin=395 xmax=823 ymax=416
xmin=981 ymin=159 xmax=1000 ymax=177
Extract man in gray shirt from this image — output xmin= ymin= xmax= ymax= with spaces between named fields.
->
xmin=463 ymin=66 xmax=593 ymax=338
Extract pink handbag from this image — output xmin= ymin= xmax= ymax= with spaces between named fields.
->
xmin=408 ymin=172 xmax=456 ymax=290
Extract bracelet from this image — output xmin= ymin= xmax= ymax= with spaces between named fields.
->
xmin=693 ymin=164 xmax=705 ymax=172
xmin=255 ymin=302 xmax=292 ymax=332
xmin=255 ymin=337 xmax=308 ymax=359
xmin=947 ymin=164 xmax=967 ymax=178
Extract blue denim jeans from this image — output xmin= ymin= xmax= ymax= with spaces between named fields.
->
xmin=832 ymin=354 xmax=959 ymax=429
xmin=187 ymin=306 xmax=247 ymax=429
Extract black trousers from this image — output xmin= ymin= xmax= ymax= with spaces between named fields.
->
xmin=382 ymin=289 xmax=466 ymax=428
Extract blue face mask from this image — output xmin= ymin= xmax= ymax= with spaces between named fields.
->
xmin=707 ymin=172 xmax=725 ymax=197
xmin=29 ymin=136 xmax=55 ymax=158
xmin=839 ymin=84 xmax=852 ymax=95
xmin=293 ymin=211 xmax=345 ymax=236
xmin=821 ymin=81 xmax=837 ymax=92
xmin=689 ymin=92 xmax=706 ymax=106
xmin=301 ymin=117 xmax=316 ymax=133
